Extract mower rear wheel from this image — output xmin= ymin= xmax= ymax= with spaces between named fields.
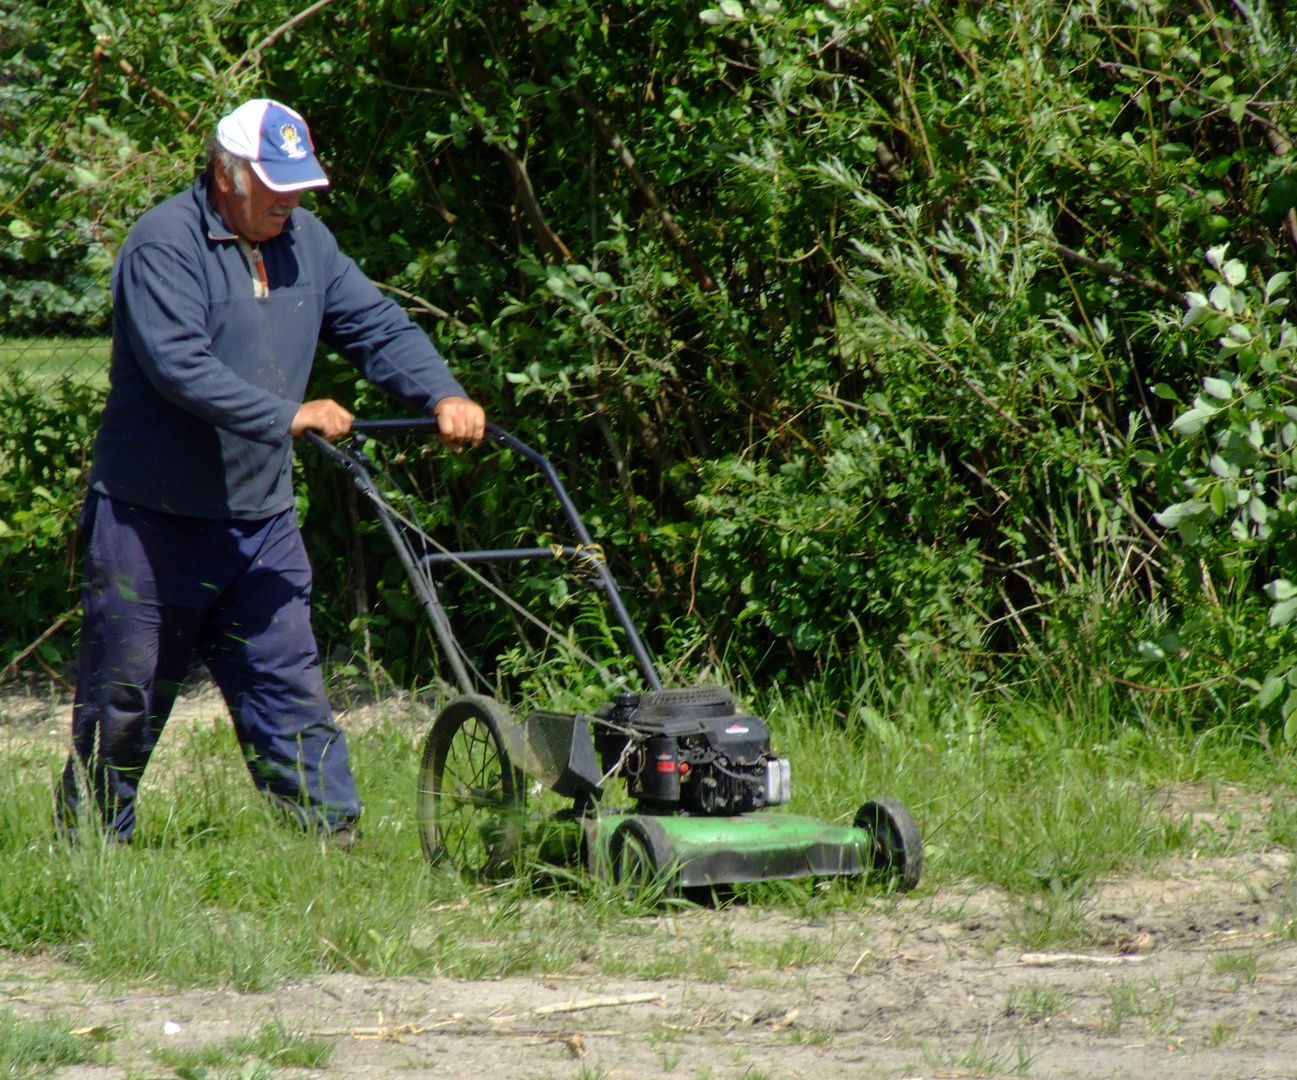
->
xmin=419 ymin=695 xmax=525 ymax=880
xmin=854 ymin=797 xmax=923 ymax=891
xmin=609 ymin=817 xmax=678 ymax=900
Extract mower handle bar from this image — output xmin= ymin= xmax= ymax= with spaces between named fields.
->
xmin=348 ymin=418 xmax=443 ymax=435
xmin=302 ymin=420 xmax=663 ymax=692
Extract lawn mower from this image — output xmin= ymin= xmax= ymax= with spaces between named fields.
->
xmin=306 ymin=419 xmax=922 ymax=895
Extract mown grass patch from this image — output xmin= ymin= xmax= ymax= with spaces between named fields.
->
xmin=0 ymin=338 xmax=111 ymax=391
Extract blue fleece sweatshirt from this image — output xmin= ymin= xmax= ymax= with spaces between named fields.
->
xmin=89 ymin=174 xmax=466 ymax=519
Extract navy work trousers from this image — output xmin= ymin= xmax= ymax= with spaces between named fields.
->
xmin=59 ymin=490 xmax=361 ymax=840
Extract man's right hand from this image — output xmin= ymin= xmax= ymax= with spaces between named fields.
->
xmin=290 ymin=399 xmax=353 ymax=441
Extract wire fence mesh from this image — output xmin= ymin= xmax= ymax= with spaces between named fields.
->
xmin=0 ymin=246 xmax=113 ymax=681
xmin=0 ymin=234 xmax=113 ymax=386
xmin=0 ymin=334 xmax=112 ymax=393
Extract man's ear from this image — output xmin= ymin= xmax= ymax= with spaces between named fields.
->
xmin=212 ymin=160 xmax=235 ymax=196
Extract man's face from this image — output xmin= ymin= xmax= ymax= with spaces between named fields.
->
xmin=211 ymin=161 xmax=300 ymax=243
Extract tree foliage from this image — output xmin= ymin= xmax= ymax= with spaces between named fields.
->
xmin=2 ymin=0 xmax=1296 ymax=714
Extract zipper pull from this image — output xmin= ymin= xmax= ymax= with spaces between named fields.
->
xmin=251 ymin=245 xmax=269 ymax=298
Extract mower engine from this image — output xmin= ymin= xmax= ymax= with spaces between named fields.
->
xmin=593 ymin=687 xmax=791 ymax=815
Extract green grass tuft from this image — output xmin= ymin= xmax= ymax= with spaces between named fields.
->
xmin=1212 ymin=950 xmax=1262 ymax=985
xmin=226 ymin=1019 xmax=334 ymax=1069
xmin=1098 ymin=979 xmax=1143 ymax=1035
xmin=151 ymin=1039 xmax=235 ymax=1078
xmin=152 ymin=1019 xmax=333 ymax=1078
xmin=1003 ymin=979 xmax=1068 ymax=1023
xmin=0 ymin=1009 xmax=97 ymax=1078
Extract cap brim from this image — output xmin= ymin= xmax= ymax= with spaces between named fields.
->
xmin=251 ymin=157 xmax=329 ymax=193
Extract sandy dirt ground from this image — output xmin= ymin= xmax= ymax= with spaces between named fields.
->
xmin=3 ymin=681 xmax=1297 ymax=1080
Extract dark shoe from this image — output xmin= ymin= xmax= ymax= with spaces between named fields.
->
xmin=323 ymin=826 xmax=358 ymax=851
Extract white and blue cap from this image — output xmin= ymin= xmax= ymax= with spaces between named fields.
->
xmin=215 ymin=99 xmax=329 ymax=192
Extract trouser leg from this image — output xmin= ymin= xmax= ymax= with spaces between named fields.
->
xmin=198 ymin=510 xmax=360 ymax=832
xmin=59 ymin=492 xmax=204 ymax=840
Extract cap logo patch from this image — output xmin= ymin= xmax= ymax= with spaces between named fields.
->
xmin=279 ymin=123 xmax=307 ymax=159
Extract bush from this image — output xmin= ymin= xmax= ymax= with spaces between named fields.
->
xmin=1 ymin=0 xmax=1294 ymax=705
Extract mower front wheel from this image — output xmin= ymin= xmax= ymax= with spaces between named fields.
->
xmin=609 ymin=817 xmax=678 ymax=900
xmin=854 ymin=796 xmax=923 ymax=891
xmin=418 ymin=695 xmax=526 ymax=880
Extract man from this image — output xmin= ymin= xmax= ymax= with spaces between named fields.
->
xmin=57 ymin=99 xmax=484 ymax=844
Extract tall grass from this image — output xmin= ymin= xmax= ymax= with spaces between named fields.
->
xmin=0 ymin=661 xmax=1285 ymax=988
xmin=763 ymin=653 xmax=1258 ymax=894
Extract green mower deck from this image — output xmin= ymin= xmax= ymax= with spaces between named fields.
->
xmin=590 ymin=812 xmax=877 ymax=889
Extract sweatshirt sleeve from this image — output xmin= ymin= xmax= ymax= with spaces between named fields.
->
xmin=317 ymin=228 xmax=467 ymax=413
xmin=117 ymin=242 xmax=299 ymax=444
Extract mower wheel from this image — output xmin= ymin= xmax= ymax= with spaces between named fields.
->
xmin=419 ymin=695 xmax=525 ymax=880
xmin=854 ymin=797 xmax=923 ymax=891
xmin=609 ymin=817 xmax=678 ymax=900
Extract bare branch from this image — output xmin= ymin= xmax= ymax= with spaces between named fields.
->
xmin=1 ymin=610 xmax=76 ymax=684
xmin=227 ymin=0 xmax=339 ymax=79
xmin=372 ymin=281 xmax=470 ymax=331
xmin=1053 ymin=244 xmax=1189 ymax=305
xmin=568 ymin=83 xmax=717 ymax=293
xmin=496 ymin=141 xmax=575 ymax=264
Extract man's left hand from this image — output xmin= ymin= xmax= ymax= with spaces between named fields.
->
xmin=433 ymin=396 xmax=486 ymax=448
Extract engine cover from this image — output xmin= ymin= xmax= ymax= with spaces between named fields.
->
xmin=593 ymin=687 xmax=783 ymax=815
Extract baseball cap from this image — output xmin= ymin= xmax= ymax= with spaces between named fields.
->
xmin=215 ymin=99 xmax=329 ymax=192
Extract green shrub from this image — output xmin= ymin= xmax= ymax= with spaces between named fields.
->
xmin=1149 ymin=249 xmax=1297 ymax=742
xmin=1 ymin=0 xmax=1294 ymax=705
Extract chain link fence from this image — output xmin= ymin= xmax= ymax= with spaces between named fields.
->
xmin=0 ymin=245 xmax=114 ymax=682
